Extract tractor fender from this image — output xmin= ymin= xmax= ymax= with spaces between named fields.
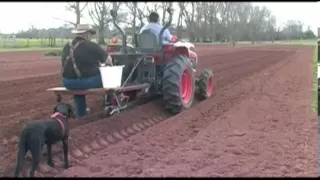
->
xmin=174 ymin=41 xmax=195 ymax=50
xmin=171 ymin=41 xmax=197 ymax=68
xmin=188 ymin=50 xmax=198 ymax=66
xmin=126 ymin=44 xmax=134 ymax=48
xmin=171 ymin=46 xmax=197 ymax=69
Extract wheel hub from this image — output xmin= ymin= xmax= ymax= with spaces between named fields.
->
xmin=206 ymin=76 xmax=213 ymax=97
xmin=180 ymin=69 xmax=192 ymax=103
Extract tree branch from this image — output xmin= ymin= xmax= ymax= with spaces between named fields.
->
xmin=52 ymin=17 xmax=76 ymax=26
xmin=80 ymin=2 xmax=88 ymax=12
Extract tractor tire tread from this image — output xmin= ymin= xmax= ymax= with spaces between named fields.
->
xmin=162 ymin=55 xmax=195 ymax=114
xmin=197 ymin=68 xmax=213 ymax=100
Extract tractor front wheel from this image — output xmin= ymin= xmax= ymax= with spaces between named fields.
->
xmin=196 ymin=69 xmax=214 ymax=100
xmin=162 ymin=55 xmax=195 ymax=115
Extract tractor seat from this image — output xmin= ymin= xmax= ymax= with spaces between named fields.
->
xmin=137 ymin=29 xmax=159 ymax=52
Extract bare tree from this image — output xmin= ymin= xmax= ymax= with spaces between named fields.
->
xmin=282 ymin=20 xmax=305 ymax=40
xmin=146 ymin=3 xmax=160 ymax=15
xmin=21 ymin=1 xmax=314 ymax=44
xmin=265 ymin=15 xmax=279 ymax=43
xmin=136 ymin=3 xmax=148 ymax=28
xmin=125 ymin=2 xmax=148 ymax=29
xmin=182 ymin=2 xmax=196 ymax=42
xmin=195 ymin=2 xmax=206 ymax=42
xmin=88 ymin=2 xmax=111 ymax=45
xmin=125 ymin=2 xmax=138 ymax=44
xmin=207 ymin=2 xmax=219 ymax=42
xmin=235 ymin=3 xmax=252 ymax=42
xmin=248 ymin=5 xmax=270 ymax=44
xmin=217 ymin=2 xmax=230 ymax=43
xmin=64 ymin=2 xmax=88 ymax=27
xmin=132 ymin=2 xmax=137 ymax=44
xmin=88 ymin=2 xmax=126 ymax=45
xmin=52 ymin=1 xmax=310 ymax=45
xmin=177 ymin=2 xmax=185 ymax=39
xmin=109 ymin=3 xmax=128 ymax=26
xmin=296 ymin=20 xmax=304 ymax=40
xmin=160 ymin=2 xmax=171 ymax=25
xmin=226 ymin=2 xmax=240 ymax=47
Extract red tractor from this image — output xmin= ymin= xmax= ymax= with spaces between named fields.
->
xmin=105 ymin=9 xmax=214 ymax=115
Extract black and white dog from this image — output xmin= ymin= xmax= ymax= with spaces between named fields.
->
xmin=14 ymin=103 xmax=73 ymax=177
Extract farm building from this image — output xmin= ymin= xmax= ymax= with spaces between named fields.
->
xmin=0 ymin=33 xmax=16 ymax=41
xmin=0 ymin=33 xmax=16 ymax=47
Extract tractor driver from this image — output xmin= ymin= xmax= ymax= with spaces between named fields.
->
xmin=61 ymin=24 xmax=113 ymax=119
xmin=140 ymin=12 xmax=172 ymax=44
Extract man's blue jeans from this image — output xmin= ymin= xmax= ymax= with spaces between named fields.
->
xmin=62 ymin=75 xmax=102 ymax=117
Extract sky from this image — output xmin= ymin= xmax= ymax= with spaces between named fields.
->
xmin=0 ymin=2 xmax=319 ymax=35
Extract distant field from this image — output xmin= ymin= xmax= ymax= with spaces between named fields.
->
xmin=269 ymin=39 xmax=317 ymax=46
xmin=0 ymin=38 xmax=316 ymax=52
xmin=0 ymin=38 xmax=112 ymax=50
xmin=197 ymin=39 xmax=317 ymax=46
xmin=0 ymin=38 xmax=69 ymax=48
xmin=312 ymin=45 xmax=317 ymax=112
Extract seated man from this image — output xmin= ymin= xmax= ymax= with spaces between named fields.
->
xmin=61 ymin=24 xmax=112 ymax=118
xmin=140 ymin=12 xmax=172 ymax=44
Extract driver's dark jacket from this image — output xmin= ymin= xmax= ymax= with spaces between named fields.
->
xmin=61 ymin=37 xmax=108 ymax=79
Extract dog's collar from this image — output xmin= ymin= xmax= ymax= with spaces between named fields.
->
xmin=51 ymin=112 xmax=66 ymax=137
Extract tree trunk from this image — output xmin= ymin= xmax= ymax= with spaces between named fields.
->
xmin=209 ymin=16 xmax=214 ymax=42
xmin=202 ymin=13 xmax=208 ymax=42
xmin=132 ymin=2 xmax=137 ymax=45
xmin=190 ymin=32 xmax=195 ymax=42
xmin=98 ymin=27 xmax=105 ymax=45
xmin=75 ymin=2 xmax=81 ymax=26
xmin=177 ymin=12 xmax=182 ymax=39
xmin=250 ymin=29 xmax=255 ymax=45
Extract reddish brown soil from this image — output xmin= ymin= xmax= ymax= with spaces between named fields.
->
xmin=0 ymin=45 xmax=316 ymax=177
xmin=0 ymin=51 xmax=60 ymax=81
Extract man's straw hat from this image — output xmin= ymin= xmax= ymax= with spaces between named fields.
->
xmin=71 ymin=24 xmax=96 ymax=34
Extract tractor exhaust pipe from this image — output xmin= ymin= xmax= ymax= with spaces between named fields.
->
xmin=159 ymin=8 xmax=173 ymax=48
xmin=110 ymin=10 xmax=127 ymax=53
xmin=158 ymin=8 xmax=173 ymax=70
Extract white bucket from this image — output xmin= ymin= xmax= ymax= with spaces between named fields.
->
xmin=99 ymin=65 xmax=124 ymax=89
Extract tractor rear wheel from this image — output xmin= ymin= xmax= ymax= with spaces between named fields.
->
xmin=162 ymin=55 xmax=195 ymax=115
xmin=196 ymin=69 xmax=214 ymax=100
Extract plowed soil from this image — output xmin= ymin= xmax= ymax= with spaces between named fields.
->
xmin=0 ymin=45 xmax=317 ymax=177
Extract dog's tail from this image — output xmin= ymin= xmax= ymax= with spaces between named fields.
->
xmin=14 ymin=129 xmax=28 ymax=177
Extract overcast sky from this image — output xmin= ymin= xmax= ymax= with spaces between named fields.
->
xmin=0 ymin=2 xmax=319 ymax=34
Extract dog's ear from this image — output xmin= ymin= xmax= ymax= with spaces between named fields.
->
xmin=53 ymin=106 xmax=58 ymax=113
xmin=68 ymin=104 xmax=74 ymax=118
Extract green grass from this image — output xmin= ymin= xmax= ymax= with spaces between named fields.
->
xmin=272 ymin=39 xmax=317 ymax=46
xmin=193 ymin=39 xmax=317 ymax=46
xmin=312 ymin=45 xmax=318 ymax=113
xmin=0 ymin=38 xmax=69 ymax=48
xmin=0 ymin=47 xmax=62 ymax=52
xmin=0 ymin=38 xmax=316 ymax=52
xmin=0 ymin=38 xmax=114 ymax=52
